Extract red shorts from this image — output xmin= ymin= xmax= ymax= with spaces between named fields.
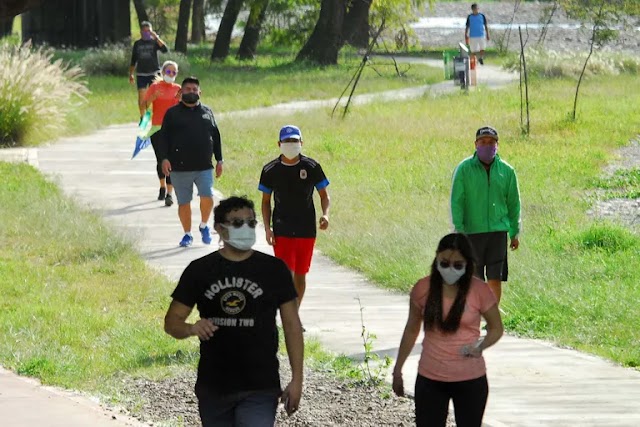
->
xmin=273 ymin=236 xmax=316 ymax=275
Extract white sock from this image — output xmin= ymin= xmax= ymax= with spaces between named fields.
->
xmin=185 ymin=232 xmax=192 ymax=237
xmin=199 ymin=222 xmax=208 ymax=229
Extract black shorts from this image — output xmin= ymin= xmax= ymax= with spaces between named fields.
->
xmin=136 ymin=74 xmax=156 ymax=89
xmin=467 ymin=231 xmax=508 ymax=282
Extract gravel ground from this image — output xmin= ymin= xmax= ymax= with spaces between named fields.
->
xmin=412 ymin=1 xmax=640 ymax=54
xmin=588 ymin=136 xmax=640 ymax=228
xmin=117 ymin=356 xmax=456 ymax=427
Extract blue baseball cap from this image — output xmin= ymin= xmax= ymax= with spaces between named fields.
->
xmin=279 ymin=125 xmax=302 ymax=141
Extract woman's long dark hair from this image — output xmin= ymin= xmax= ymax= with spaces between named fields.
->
xmin=423 ymin=233 xmax=476 ymax=334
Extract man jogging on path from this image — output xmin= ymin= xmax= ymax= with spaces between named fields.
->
xmin=465 ymin=3 xmax=490 ymax=65
xmin=450 ymin=126 xmax=521 ymax=303
xmin=259 ymin=125 xmax=331 ymax=309
xmin=129 ymin=21 xmax=168 ymax=119
xmin=164 ymin=196 xmax=304 ymax=425
xmin=159 ymin=77 xmax=223 ymax=247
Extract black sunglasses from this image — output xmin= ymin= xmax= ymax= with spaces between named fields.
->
xmin=225 ymin=219 xmax=258 ymax=229
xmin=438 ymin=260 xmax=466 ymax=271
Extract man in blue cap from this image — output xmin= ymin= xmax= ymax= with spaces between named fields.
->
xmin=259 ymin=125 xmax=331 ymax=310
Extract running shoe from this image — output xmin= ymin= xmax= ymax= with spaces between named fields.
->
xmin=158 ymin=187 xmax=166 ymax=200
xmin=478 ymin=57 xmax=484 ymax=65
xmin=200 ymin=225 xmax=212 ymax=245
xmin=165 ymin=193 xmax=174 ymax=207
xmin=179 ymin=234 xmax=193 ymax=247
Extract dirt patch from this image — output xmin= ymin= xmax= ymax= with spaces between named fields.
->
xmin=588 ymin=136 xmax=640 ymax=228
xmin=116 ymin=357 xmax=452 ymax=427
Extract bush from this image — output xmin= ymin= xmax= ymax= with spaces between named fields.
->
xmin=0 ymin=42 xmax=88 ymax=147
xmin=80 ymin=44 xmax=191 ymax=76
xmin=577 ymin=224 xmax=637 ymax=253
xmin=504 ymin=48 xmax=640 ymax=78
xmin=81 ymin=44 xmax=130 ymax=76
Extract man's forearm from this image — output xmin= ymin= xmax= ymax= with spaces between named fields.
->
xmin=320 ymin=195 xmax=330 ymax=217
xmin=261 ymin=201 xmax=272 ymax=230
xmin=284 ymin=323 xmax=304 ymax=381
xmin=129 ymin=65 xmax=135 ymax=76
xmin=164 ymin=318 xmax=194 ymax=339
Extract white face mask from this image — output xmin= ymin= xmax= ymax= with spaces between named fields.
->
xmin=163 ymin=74 xmax=176 ymax=83
xmin=280 ymin=142 xmax=302 ymax=160
xmin=221 ymin=224 xmax=256 ymax=251
xmin=437 ymin=265 xmax=466 ymax=285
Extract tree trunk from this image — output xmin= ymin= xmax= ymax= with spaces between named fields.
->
xmin=132 ymin=0 xmax=150 ymax=24
xmin=342 ymin=0 xmax=370 ymax=49
xmin=211 ymin=0 xmax=244 ymax=60
xmin=237 ymin=0 xmax=269 ymax=60
xmin=1 ymin=16 xmax=13 ymax=37
xmin=0 ymin=0 xmax=44 ymax=20
xmin=296 ymin=0 xmax=346 ymax=65
xmin=191 ymin=0 xmax=205 ymax=44
xmin=175 ymin=0 xmax=193 ymax=53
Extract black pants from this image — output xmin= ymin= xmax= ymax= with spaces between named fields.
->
xmin=414 ymin=374 xmax=488 ymax=427
xmin=150 ymin=129 xmax=171 ymax=184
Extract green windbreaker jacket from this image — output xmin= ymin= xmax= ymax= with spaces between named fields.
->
xmin=450 ymin=153 xmax=521 ymax=239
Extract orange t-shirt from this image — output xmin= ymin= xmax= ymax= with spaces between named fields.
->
xmin=143 ymin=81 xmax=181 ymax=126
xmin=410 ymin=276 xmax=497 ymax=382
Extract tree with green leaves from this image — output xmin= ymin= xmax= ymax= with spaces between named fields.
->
xmin=238 ymin=0 xmax=270 ymax=59
xmin=296 ymin=0 xmax=346 ymax=65
xmin=559 ymin=0 xmax=637 ymax=120
xmin=211 ymin=0 xmax=244 ymax=60
xmin=191 ymin=0 xmax=206 ymax=43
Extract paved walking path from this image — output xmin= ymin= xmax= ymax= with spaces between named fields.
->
xmin=2 ymin=63 xmax=640 ymax=426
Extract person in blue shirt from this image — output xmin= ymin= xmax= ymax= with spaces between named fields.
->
xmin=465 ymin=3 xmax=490 ymax=65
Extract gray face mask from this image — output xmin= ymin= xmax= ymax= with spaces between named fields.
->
xmin=221 ymin=224 xmax=256 ymax=251
xmin=437 ymin=265 xmax=466 ymax=285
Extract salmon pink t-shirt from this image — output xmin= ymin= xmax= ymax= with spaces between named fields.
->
xmin=143 ymin=81 xmax=181 ymax=126
xmin=410 ymin=276 xmax=497 ymax=382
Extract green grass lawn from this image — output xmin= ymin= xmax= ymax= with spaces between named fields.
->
xmin=0 ymin=162 xmax=202 ymax=390
xmin=214 ymin=74 xmax=640 ymax=368
xmin=0 ymin=162 xmax=361 ymax=394
xmin=55 ymin=47 xmax=443 ymax=141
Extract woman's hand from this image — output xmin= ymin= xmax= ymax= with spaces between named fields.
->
xmin=392 ymin=372 xmax=404 ymax=397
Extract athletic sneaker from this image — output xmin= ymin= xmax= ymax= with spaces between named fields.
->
xmin=158 ymin=187 xmax=166 ymax=201
xmin=200 ymin=225 xmax=212 ymax=245
xmin=479 ymin=57 xmax=484 ymax=65
xmin=164 ymin=193 xmax=174 ymax=207
xmin=179 ymin=234 xmax=193 ymax=247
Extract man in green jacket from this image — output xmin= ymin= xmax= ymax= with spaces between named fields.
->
xmin=450 ymin=126 xmax=521 ymax=303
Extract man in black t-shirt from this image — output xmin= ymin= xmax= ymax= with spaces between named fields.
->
xmin=164 ymin=196 xmax=304 ymax=426
xmin=259 ymin=125 xmax=331 ymax=309
xmin=158 ymin=76 xmax=224 ymax=248
xmin=129 ymin=21 xmax=168 ymax=118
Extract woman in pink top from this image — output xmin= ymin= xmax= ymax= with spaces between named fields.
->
xmin=393 ymin=233 xmax=503 ymax=427
xmin=143 ymin=60 xmax=181 ymax=206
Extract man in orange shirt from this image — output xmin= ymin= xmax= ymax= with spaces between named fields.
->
xmin=144 ymin=60 xmax=181 ymax=206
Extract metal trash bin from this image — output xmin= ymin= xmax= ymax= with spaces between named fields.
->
xmin=454 ymin=56 xmax=469 ymax=88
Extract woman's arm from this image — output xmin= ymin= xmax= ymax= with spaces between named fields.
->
xmin=392 ymin=300 xmax=423 ymax=396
